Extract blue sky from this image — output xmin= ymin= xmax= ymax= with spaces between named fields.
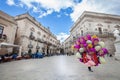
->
xmin=0 ymin=0 xmax=120 ymax=42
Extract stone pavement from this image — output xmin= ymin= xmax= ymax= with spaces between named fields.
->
xmin=0 ymin=55 xmax=120 ymax=80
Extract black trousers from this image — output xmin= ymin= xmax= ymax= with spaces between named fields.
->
xmin=88 ymin=67 xmax=93 ymax=72
xmin=88 ymin=67 xmax=91 ymax=71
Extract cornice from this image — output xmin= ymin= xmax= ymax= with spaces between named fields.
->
xmin=0 ymin=11 xmax=17 ymax=25
xmin=70 ymin=11 xmax=120 ymax=32
xmin=15 ymin=14 xmax=45 ymax=31
xmin=15 ymin=13 xmax=58 ymax=41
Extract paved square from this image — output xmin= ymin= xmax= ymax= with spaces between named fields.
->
xmin=0 ymin=56 xmax=120 ymax=80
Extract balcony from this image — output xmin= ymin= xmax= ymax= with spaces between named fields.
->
xmin=70 ymin=32 xmax=115 ymax=45
xmin=36 ymin=45 xmax=40 ymax=49
xmin=29 ymin=34 xmax=35 ymax=40
xmin=0 ymin=34 xmax=7 ymax=43
xmin=28 ymin=44 xmax=33 ymax=49
xmin=40 ymin=39 xmax=46 ymax=43
xmin=47 ymin=42 xmax=52 ymax=46
xmin=37 ymin=38 xmax=42 ymax=43
xmin=84 ymin=32 xmax=114 ymax=38
xmin=0 ymin=38 xmax=5 ymax=42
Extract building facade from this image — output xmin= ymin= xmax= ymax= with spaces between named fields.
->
xmin=0 ymin=10 xmax=17 ymax=55
xmin=15 ymin=13 xmax=60 ymax=56
xmin=63 ymin=36 xmax=74 ymax=55
xmin=0 ymin=10 xmax=60 ymax=56
xmin=64 ymin=11 xmax=120 ymax=55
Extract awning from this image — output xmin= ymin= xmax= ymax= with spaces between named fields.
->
xmin=0 ymin=42 xmax=20 ymax=48
xmin=0 ymin=42 xmax=22 ymax=56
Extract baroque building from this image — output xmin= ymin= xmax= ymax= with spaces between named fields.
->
xmin=0 ymin=11 xmax=18 ymax=55
xmin=0 ymin=10 xmax=60 ymax=55
xmin=15 ymin=13 xmax=60 ymax=56
xmin=64 ymin=11 xmax=120 ymax=55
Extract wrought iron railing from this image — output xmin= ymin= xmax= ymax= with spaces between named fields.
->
xmin=29 ymin=34 xmax=35 ymax=40
xmin=70 ymin=32 xmax=115 ymax=44
xmin=83 ymin=32 xmax=114 ymax=38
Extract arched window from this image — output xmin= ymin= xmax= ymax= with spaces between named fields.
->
xmin=0 ymin=25 xmax=4 ymax=38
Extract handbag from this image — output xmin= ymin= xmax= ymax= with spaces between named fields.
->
xmin=99 ymin=57 xmax=106 ymax=64
xmin=76 ymin=52 xmax=82 ymax=59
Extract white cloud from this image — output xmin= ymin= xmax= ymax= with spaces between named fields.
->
xmin=6 ymin=0 xmax=15 ymax=6
xmin=20 ymin=0 xmax=34 ymax=8
xmin=64 ymin=12 xmax=69 ymax=16
xmin=38 ymin=9 xmax=53 ymax=18
xmin=70 ymin=0 xmax=120 ymax=22
xmin=56 ymin=32 xmax=69 ymax=42
xmin=6 ymin=0 xmax=120 ymax=22
xmin=57 ymin=14 xmax=61 ymax=18
xmin=70 ymin=0 xmax=106 ymax=21
xmin=6 ymin=0 xmax=76 ymax=18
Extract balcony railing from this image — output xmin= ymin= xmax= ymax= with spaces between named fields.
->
xmin=73 ymin=32 xmax=114 ymax=39
xmin=29 ymin=34 xmax=35 ymax=40
xmin=28 ymin=44 xmax=33 ymax=48
xmin=37 ymin=38 xmax=42 ymax=43
xmin=70 ymin=32 xmax=115 ymax=44
xmin=36 ymin=45 xmax=40 ymax=49
xmin=84 ymin=32 xmax=114 ymax=38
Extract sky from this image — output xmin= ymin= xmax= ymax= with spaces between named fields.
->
xmin=0 ymin=0 xmax=120 ymax=42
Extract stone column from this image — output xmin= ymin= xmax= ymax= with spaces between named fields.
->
xmin=114 ymin=40 xmax=120 ymax=60
xmin=113 ymin=29 xmax=120 ymax=60
xmin=18 ymin=46 xmax=22 ymax=56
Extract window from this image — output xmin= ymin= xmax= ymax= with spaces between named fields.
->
xmin=0 ymin=25 xmax=4 ymax=38
xmin=89 ymin=23 xmax=91 ymax=27
xmin=81 ymin=30 xmax=83 ymax=36
xmin=98 ymin=27 xmax=102 ymax=34
xmin=2 ymin=34 xmax=7 ymax=39
xmin=30 ymin=27 xmax=35 ymax=32
xmin=30 ymin=32 xmax=33 ymax=35
xmin=29 ymin=32 xmax=35 ymax=40
xmin=43 ymin=35 xmax=46 ymax=38
xmin=37 ymin=32 xmax=41 ymax=35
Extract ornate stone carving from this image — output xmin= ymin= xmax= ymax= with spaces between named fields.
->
xmin=113 ymin=29 xmax=120 ymax=60
xmin=113 ymin=29 xmax=120 ymax=41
